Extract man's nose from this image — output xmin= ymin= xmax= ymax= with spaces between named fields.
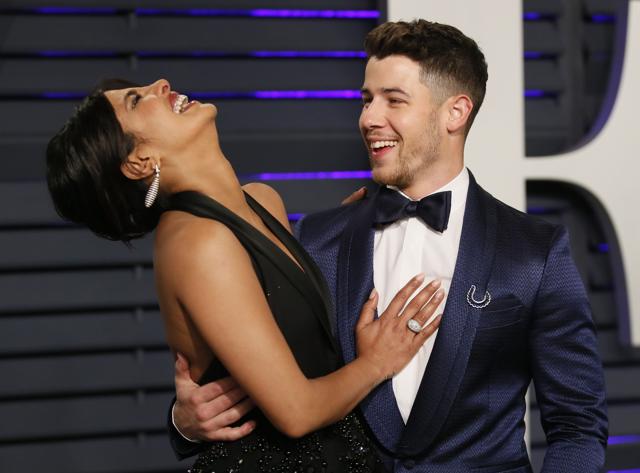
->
xmin=361 ymin=100 xmax=384 ymax=128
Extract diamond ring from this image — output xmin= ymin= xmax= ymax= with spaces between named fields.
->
xmin=407 ymin=319 xmax=423 ymax=333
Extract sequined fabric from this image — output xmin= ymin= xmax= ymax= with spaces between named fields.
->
xmin=189 ymin=412 xmax=386 ymax=473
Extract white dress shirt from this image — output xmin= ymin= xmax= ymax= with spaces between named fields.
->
xmin=373 ymin=167 xmax=469 ymax=423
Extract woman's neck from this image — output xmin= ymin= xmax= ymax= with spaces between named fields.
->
xmin=162 ymin=148 xmax=253 ymax=220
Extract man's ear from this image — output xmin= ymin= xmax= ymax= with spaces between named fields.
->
xmin=446 ymin=94 xmax=474 ymax=134
xmin=120 ymin=145 xmax=158 ymax=181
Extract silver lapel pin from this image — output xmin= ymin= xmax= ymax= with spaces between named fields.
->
xmin=467 ymin=285 xmax=491 ymax=309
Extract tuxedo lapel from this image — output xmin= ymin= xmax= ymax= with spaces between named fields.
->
xmin=336 ymin=188 xmax=405 ymax=452
xmin=398 ymin=173 xmax=498 ymax=457
xmin=335 ymin=194 xmax=375 ymax=364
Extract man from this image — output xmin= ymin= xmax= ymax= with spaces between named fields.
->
xmin=169 ymin=20 xmax=607 ymax=472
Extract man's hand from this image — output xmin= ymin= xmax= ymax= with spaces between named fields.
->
xmin=341 ymin=187 xmax=367 ymax=205
xmin=173 ymin=353 xmax=256 ymax=441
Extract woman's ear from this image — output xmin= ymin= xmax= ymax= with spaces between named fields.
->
xmin=446 ymin=94 xmax=474 ymax=134
xmin=120 ymin=145 xmax=158 ymax=181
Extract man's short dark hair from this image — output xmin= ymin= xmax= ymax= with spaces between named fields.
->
xmin=365 ymin=20 xmax=488 ymax=132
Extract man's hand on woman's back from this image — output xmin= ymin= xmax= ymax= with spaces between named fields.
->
xmin=173 ymin=353 xmax=256 ymax=442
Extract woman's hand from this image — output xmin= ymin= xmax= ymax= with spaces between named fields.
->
xmin=355 ymin=275 xmax=443 ymax=382
xmin=340 ymin=187 xmax=367 ymax=205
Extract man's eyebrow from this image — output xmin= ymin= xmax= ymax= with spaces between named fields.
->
xmin=381 ymin=87 xmax=410 ymax=97
xmin=359 ymin=87 xmax=410 ymax=98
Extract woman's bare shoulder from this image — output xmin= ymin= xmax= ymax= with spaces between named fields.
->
xmin=154 ymin=211 xmax=243 ymax=275
xmin=242 ymin=182 xmax=291 ymax=232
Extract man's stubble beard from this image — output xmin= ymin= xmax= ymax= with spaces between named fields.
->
xmin=370 ymin=119 xmax=441 ymax=190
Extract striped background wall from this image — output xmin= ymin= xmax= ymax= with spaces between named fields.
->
xmin=0 ymin=2 xmax=377 ymax=472
xmin=0 ymin=1 xmax=638 ymax=472
xmin=523 ymin=1 xmax=640 ymax=471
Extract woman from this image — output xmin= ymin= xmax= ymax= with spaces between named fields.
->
xmin=46 ymin=78 xmax=444 ymax=472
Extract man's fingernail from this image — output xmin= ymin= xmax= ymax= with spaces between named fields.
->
xmin=369 ymin=288 xmax=377 ymax=299
xmin=415 ymin=273 xmax=425 ymax=283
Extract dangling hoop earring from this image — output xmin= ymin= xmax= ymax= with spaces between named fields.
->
xmin=144 ymin=164 xmax=160 ymax=208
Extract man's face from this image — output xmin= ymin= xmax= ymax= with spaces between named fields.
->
xmin=359 ymin=55 xmax=443 ymax=189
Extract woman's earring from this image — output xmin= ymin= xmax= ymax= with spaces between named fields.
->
xmin=144 ymin=164 xmax=160 ymax=208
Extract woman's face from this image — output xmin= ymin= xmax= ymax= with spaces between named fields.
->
xmin=105 ymin=79 xmax=217 ymax=159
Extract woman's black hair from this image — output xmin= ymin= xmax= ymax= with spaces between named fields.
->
xmin=46 ymin=79 xmax=164 ymax=242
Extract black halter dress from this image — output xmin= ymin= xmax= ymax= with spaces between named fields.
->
xmin=164 ymin=191 xmax=386 ymax=473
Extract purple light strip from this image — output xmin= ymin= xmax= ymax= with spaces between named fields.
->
xmin=22 ymin=7 xmax=378 ymax=19
xmin=251 ymin=50 xmax=366 ymax=58
xmin=525 ymin=51 xmax=544 ymax=59
xmin=41 ymin=92 xmax=85 ymax=99
xmin=255 ymin=90 xmax=361 ymax=99
xmin=34 ymin=7 xmax=117 ymax=14
xmin=135 ymin=8 xmax=249 ymax=16
xmin=523 ymin=12 xmax=557 ymax=21
xmin=523 ymin=11 xmax=616 ymax=23
xmin=608 ymin=434 xmax=640 ymax=445
xmin=29 ymin=90 xmax=551 ymax=101
xmin=288 ymin=213 xmax=305 ymax=222
xmin=33 ymin=90 xmax=361 ymax=100
xmin=136 ymin=9 xmax=379 ymax=18
xmin=29 ymin=50 xmax=366 ymax=59
xmin=607 ymin=470 xmax=640 ymax=473
xmin=591 ymin=14 xmax=616 ymax=23
xmin=33 ymin=50 xmax=557 ymax=60
xmin=525 ymin=90 xmax=545 ymax=98
xmin=525 ymin=89 xmax=558 ymax=98
xmin=251 ymin=9 xmax=379 ymax=18
xmin=247 ymin=171 xmax=372 ymax=181
xmin=38 ymin=50 xmax=118 ymax=57
xmin=597 ymin=243 xmax=610 ymax=253
xmin=16 ymin=90 xmax=359 ymax=100
xmin=188 ymin=90 xmax=361 ymax=100
xmin=523 ymin=12 xmax=543 ymax=20
xmin=524 ymin=51 xmax=558 ymax=60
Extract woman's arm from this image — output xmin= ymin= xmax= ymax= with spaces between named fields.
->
xmin=161 ymin=220 xmax=441 ymax=438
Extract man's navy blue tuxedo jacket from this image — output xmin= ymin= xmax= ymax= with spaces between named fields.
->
xmin=295 ymin=172 xmax=607 ymax=472
xmin=169 ymin=172 xmax=607 ymax=472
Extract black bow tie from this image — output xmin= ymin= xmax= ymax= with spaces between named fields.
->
xmin=374 ymin=187 xmax=452 ymax=232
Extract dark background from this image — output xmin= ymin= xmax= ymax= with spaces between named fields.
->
xmin=0 ymin=0 xmax=638 ymax=472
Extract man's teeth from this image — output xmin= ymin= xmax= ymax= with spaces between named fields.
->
xmin=172 ymin=94 xmax=189 ymax=114
xmin=370 ymin=140 xmax=398 ymax=150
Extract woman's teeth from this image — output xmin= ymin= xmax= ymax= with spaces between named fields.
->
xmin=371 ymin=140 xmax=398 ymax=150
xmin=173 ymin=94 xmax=189 ymax=114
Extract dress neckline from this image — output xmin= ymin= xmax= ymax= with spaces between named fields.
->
xmin=169 ymin=190 xmax=305 ymax=276
xmin=163 ymin=190 xmax=338 ymax=354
